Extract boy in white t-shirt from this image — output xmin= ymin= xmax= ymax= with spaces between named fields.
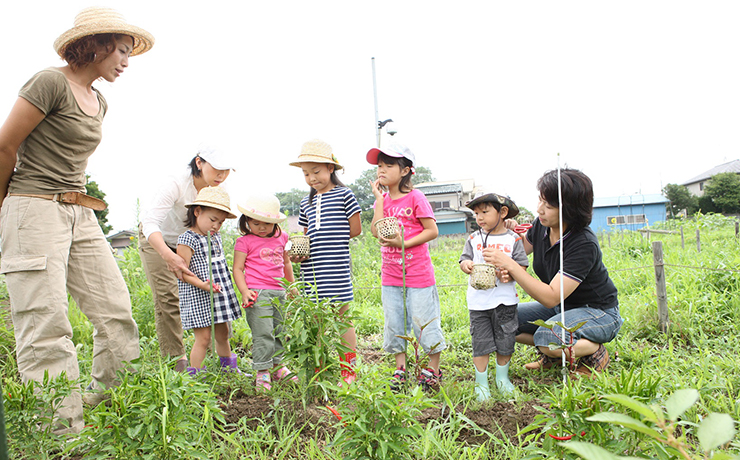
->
xmin=459 ymin=192 xmax=529 ymax=400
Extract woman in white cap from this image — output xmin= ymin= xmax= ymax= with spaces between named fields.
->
xmin=0 ymin=7 xmax=153 ymax=434
xmin=139 ymin=144 xmax=234 ymax=372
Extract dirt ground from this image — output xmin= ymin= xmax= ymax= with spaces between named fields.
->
xmin=219 ymin=346 xmax=544 ymax=447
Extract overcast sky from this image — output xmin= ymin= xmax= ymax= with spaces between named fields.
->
xmin=1 ymin=1 xmax=738 ymax=233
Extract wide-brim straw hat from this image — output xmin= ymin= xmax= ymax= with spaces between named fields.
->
xmin=185 ymin=186 xmax=237 ymax=219
xmin=237 ymin=195 xmax=287 ymax=224
xmin=54 ymin=7 xmax=154 ymax=58
xmin=289 ymin=139 xmax=343 ymax=170
xmin=465 ymin=192 xmax=520 ymax=219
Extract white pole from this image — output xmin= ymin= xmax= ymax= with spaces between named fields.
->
xmin=372 ymin=57 xmax=381 ymax=148
xmin=557 ymin=153 xmax=566 ymax=382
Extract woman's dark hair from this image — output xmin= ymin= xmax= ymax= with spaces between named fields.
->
xmin=189 ymin=156 xmax=203 ymax=178
xmin=537 ymin=168 xmax=593 ymax=232
xmin=63 ymin=33 xmax=126 ymax=70
xmin=238 ymin=215 xmax=282 ymax=238
xmin=308 ymin=164 xmax=346 ymax=206
xmin=377 ymin=152 xmax=414 ymax=193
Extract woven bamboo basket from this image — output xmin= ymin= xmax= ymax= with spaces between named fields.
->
xmin=374 ymin=216 xmax=400 ymax=239
xmin=470 ymin=263 xmax=497 ymax=290
xmin=287 ymin=234 xmax=311 ymax=258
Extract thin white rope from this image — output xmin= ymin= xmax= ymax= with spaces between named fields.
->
xmin=557 ymin=154 xmax=566 ymax=382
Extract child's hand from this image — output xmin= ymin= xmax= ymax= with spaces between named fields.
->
xmin=289 ymin=254 xmax=308 ymax=264
xmin=207 ymin=281 xmax=222 ymax=293
xmin=378 ymin=232 xmax=403 ymax=248
xmin=288 ymin=287 xmax=300 ymax=299
xmin=370 ymin=178 xmax=384 ymax=199
xmin=241 ymin=289 xmax=257 ymax=308
xmin=460 ymin=260 xmax=474 ymax=274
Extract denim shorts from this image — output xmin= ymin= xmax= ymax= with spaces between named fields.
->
xmin=469 ymin=305 xmax=518 ymax=357
xmin=517 ymin=301 xmax=623 ymax=348
xmin=382 ymin=285 xmax=447 ymax=355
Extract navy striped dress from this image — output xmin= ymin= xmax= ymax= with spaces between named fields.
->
xmin=298 ymin=186 xmax=361 ymax=303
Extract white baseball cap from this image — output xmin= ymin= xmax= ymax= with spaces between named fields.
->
xmin=366 ymin=143 xmax=415 ymax=166
xmin=197 ymin=143 xmax=235 ymax=171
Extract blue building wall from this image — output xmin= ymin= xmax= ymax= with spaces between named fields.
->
xmin=591 ymin=195 xmax=669 ymax=234
xmin=437 ymin=220 xmax=467 ymax=236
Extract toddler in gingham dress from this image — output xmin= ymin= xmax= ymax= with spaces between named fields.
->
xmin=177 ymin=186 xmax=242 ymax=375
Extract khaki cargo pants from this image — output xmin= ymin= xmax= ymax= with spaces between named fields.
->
xmin=137 ymin=224 xmax=184 ymax=358
xmin=0 ymin=196 xmax=140 ymax=434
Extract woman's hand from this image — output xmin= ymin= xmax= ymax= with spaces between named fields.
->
xmin=496 ymin=268 xmax=512 ymax=283
xmin=460 ymin=260 xmax=474 ymax=274
xmin=482 ymin=247 xmax=515 ymax=271
xmin=165 ymin=251 xmax=194 ymax=280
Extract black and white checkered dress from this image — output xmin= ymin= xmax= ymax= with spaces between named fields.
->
xmin=177 ymin=230 xmax=241 ymax=329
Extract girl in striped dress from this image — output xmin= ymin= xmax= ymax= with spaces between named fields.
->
xmin=289 ymin=139 xmax=362 ymax=385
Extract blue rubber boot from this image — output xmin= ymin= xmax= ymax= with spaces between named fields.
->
xmin=495 ymin=362 xmax=516 ymax=397
xmin=474 ymin=366 xmax=491 ymax=402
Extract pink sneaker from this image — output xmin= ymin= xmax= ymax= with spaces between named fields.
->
xmin=256 ymin=371 xmax=272 ymax=391
xmin=272 ymin=366 xmax=299 ymax=383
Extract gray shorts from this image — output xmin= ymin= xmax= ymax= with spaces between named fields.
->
xmin=469 ymin=304 xmax=518 ymax=357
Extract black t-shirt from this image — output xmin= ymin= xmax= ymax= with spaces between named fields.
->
xmin=526 ymin=218 xmax=618 ymax=311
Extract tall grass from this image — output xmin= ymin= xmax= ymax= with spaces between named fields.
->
xmin=2 ymin=214 xmax=739 ymax=457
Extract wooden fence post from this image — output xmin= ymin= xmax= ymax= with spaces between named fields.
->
xmin=652 ymin=241 xmax=669 ymax=334
xmin=696 ymin=229 xmax=701 ymax=253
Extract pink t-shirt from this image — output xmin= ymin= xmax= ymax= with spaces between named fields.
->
xmin=376 ymin=189 xmax=436 ymax=288
xmin=234 ymin=231 xmax=290 ymax=290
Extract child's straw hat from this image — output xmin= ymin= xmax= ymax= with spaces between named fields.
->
xmin=54 ymin=7 xmax=155 ymax=58
xmin=237 ymin=195 xmax=287 ymax=224
xmin=185 ymin=186 xmax=237 ymax=219
xmin=289 ymin=139 xmax=343 ymax=170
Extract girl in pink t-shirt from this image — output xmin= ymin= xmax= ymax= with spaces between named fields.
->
xmin=367 ymin=144 xmax=447 ymax=391
xmin=233 ymin=195 xmax=298 ymax=391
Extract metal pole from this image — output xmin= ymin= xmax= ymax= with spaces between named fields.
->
xmin=371 ymin=57 xmax=380 ymax=148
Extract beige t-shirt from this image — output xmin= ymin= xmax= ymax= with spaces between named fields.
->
xmin=8 ymin=67 xmax=107 ymax=194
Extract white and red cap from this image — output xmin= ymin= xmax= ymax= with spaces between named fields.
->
xmin=366 ymin=143 xmax=416 ymax=166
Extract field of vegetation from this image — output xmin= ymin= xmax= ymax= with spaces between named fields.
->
xmin=1 ymin=213 xmax=739 ymax=459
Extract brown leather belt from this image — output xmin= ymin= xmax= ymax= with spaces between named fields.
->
xmin=7 ymin=192 xmax=107 ymax=211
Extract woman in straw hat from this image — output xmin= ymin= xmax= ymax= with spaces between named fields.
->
xmin=0 ymin=7 xmax=153 ymax=434
xmin=139 ymin=143 xmax=234 ymax=372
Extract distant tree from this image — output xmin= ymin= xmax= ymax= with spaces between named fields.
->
xmin=276 ymin=188 xmax=306 ymax=216
xmin=516 ymin=206 xmax=535 ymax=224
xmin=412 ymin=166 xmax=434 ymax=185
xmin=85 ymin=175 xmax=112 ymax=235
xmin=662 ymin=183 xmax=699 ymax=217
xmin=703 ymin=172 xmax=740 ymax=214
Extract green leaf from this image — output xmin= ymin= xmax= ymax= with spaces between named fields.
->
xmin=697 ymin=412 xmax=736 ymax=452
xmin=586 ymin=413 xmax=660 ymax=439
xmin=602 ymin=394 xmax=659 ymax=423
xmin=664 ymin=389 xmax=699 ymax=421
xmin=558 ymin=441 xmax=621 ymax=459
